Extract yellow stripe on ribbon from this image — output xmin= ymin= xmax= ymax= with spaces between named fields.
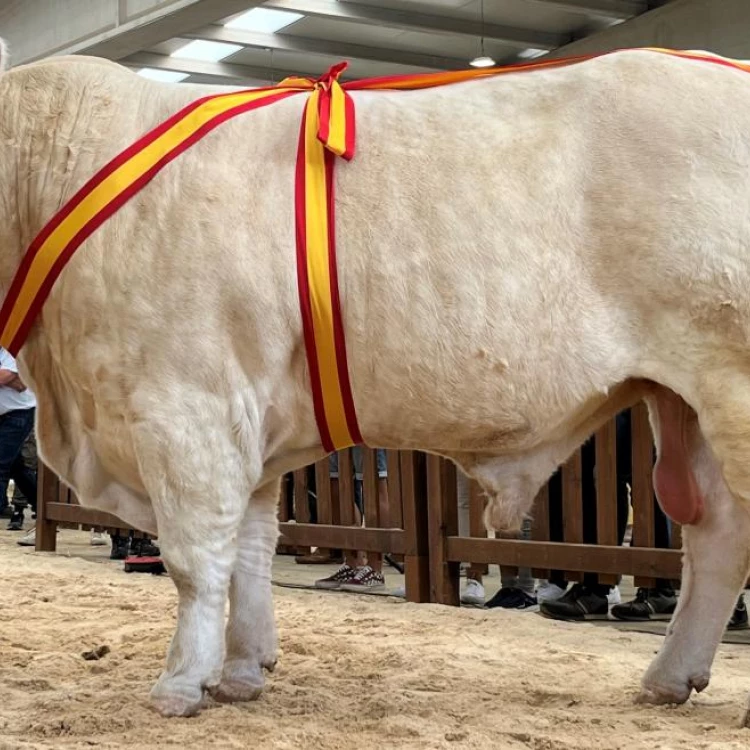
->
xmin=302 ymin=91 xmax=355 ymax=449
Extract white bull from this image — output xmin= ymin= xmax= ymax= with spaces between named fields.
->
xmin=2 ymin=45 xmax=750 ymax=720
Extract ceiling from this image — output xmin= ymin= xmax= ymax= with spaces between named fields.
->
xmin=119 ymin=0 xmax=674 ymax=88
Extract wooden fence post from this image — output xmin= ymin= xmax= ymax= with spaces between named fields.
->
xmin=427 ymin=455 xmax=460 ymax=605
xmin=400 ymin=451 xmax=430 ymax=602
xmin=36 ymin=464 xmax=59 ymax=552
xmin=595 ymin=418 xmax=619 ymax=586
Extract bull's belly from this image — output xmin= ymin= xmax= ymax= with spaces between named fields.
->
xmin=351 ymin=364 xmax=549 ymax=455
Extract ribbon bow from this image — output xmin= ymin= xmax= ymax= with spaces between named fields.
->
xmin=279 ymin=61 xmax=356 ymax=161
xmin=280 ymin=61 xmax=363 ymax=452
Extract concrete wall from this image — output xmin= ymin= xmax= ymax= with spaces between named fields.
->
xmin=551 ymin=0 xmax=750 ymax=59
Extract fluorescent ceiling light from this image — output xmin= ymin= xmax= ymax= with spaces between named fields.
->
xmin=136 ymin=68 xmax=190 ymax=83
xmin=225 ymin=8 xmax=303 ymax=32
xmin=171 ymin=40 xmax=242 ymax=62
xmin=470 ymin=55 xmax=496 ymax=68
xmin=518 ymin=48 xmax=546 ymax=59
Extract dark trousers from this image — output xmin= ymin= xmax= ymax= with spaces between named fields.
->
xmin=0 ymin=408 xmax=37 ymax=514
xmin=548 ymin=410 xmax=673 ymax=593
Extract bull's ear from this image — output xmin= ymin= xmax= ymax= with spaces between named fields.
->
xmin=0 ymin=39 xmax=9 ymax=73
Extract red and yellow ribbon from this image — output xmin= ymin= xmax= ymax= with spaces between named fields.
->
xmin=2 ymin=48 xmax=750 ymax=451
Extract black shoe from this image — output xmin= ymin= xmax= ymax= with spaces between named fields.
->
xmin=728 ymin=596 xmax=749 ymax=631
xmin=539 ymin=583 xmax=610 ymax=621
xmin=611 ymin=587 xmax=677 ymax=622
xmin=6 ymin=511 xmax=24 ymax=531
xmin=130 ymin=538 xmax=161 ymax=557
xmin=485 ymin=587 xmax=538 ymax=610
xmin=110 ymin=535 xmax=130 ymax=561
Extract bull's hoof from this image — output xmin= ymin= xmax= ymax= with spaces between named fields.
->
xmin=262 ymin=658 xmax=277 ymax=674
xmin=637 ymin=674 xmax=708 ymax=707
xmin=150 ymin=681 xmax=205 ymax=717
xmin=210 ymin=679 xmax=264 ymax=703
xmin=637 ymin=685 xmax=690 ymax=706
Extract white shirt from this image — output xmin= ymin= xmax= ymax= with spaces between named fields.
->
xmin=0 ymin=349 xmax=36 ymax=414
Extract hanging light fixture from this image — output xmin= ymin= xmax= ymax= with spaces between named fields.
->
xmin=470 ymin=0 xmax=496 ymax=68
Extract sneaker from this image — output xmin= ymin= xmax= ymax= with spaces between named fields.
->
xmin=728 ymin=595 xmax=749 ymax=631
xmin=608 ymin=586 xmax=622 ymax=606
xmin=314 ymin=563 xmax=358 ymax=590
xmin=110 ymin=534 xmax=130 ymax=560
xmin=129 ymin=538 xmax=161 ymax=557
xmin=611 ymin=587 xmax=677 ymax=621
xmin=486 ymin=587 xmax=538 ymax=611
xmin=340 ymin=565 xmax=386 ymax=592
xmin=7 ymin=510 xmax=24 ymax=531
xmin=90 ymin=530 xmax=108 ymax=546
xmin=536 ymin=581 xmax=567 ymax=603
xmin=17 ymin=527 xmax=36 ymax=546
xmin=461 ymin=578 xmax=486 ymax=606
xmin=539 ymin=583 xmax=610 ymax=621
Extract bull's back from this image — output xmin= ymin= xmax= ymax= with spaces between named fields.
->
xmin=331 ymin=51 xmax=750 ymax=452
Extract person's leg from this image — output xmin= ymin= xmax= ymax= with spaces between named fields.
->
xmin=7 ymin=452 xmax=36 ymax=530
xmin=486 ymin=518 xmax=537 ymax=609
xmin=537 ymin=468 xmax=567 ymax=601
xmin=353 ymin=446 xmax=382 ymax=572
xmin=314 ymin=452 xmax=359 ymax=589
xmin=13 ymin=427 xmax=37 ymax=510
xmin=0 ymin=410 xmax=34 ymax=525
xmin=580 ymin=436 xmax=604 ymax=590
xmin=340 ymin=447 xmax=386 ymax=591
xmin=541 ymin=436 xmax=613 ymax=620
xmin=10 ymin=451 xmax=36 ymax=510
xmin=611 ymin=410 xmax=678 ymax=622
xmin=457 ymin=471 xmax=485 ymax=605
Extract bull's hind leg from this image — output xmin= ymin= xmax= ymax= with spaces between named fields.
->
xmin=211 ymin=480 xmax=280 ymax=703
xmin=638 ymin=386 xmax=750 ymax=706
xmin=133 ymin=418 xmax=257 ymax=718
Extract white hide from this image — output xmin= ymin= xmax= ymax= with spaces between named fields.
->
xmin=1 ymin=49 xmax=750 ymax=717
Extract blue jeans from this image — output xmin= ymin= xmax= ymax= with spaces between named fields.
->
xmin=0 ymin=408 xmax=37 ymax=514
xmin=329 ymin=447 xmax=388 ymax=517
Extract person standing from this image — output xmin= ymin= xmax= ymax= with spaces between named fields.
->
xmin=0 ymin=348 xmax=37 ymax=528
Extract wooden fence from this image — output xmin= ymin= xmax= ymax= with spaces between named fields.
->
xmin=34 ymin=403 xmax=683 ymax=604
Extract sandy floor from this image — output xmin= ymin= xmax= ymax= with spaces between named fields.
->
xmin=0 ymin=531 xmax=749 ymax=749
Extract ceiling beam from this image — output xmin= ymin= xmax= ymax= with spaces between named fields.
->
xmin=522 ymin=0 xmax=647 ymax=20
xmin=547 ymin=0 xmax=750 ymax=59
xmin=74 ymin=0 xmax=265 ymax=60
xmin=263 ymin=0 xmax=567 ymax=50
xmin=184 ymin=25 xmax=470 ymax=71
xmin=123 ymin=50 xmax=341 ymax=84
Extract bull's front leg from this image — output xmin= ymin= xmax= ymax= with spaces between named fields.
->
xmin=134 ymin=421 xmax=256 ymax=718
xmin=212 ymin=481 xmax=280 ymax=703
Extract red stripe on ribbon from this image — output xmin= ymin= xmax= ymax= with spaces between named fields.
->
xmin=294 ymin=107 xmax=335 ymax=453
xmin=324 ymin=150 xmax=362 ymax=444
